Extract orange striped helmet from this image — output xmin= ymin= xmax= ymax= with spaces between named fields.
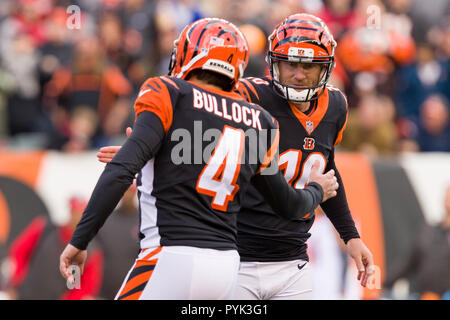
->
xmin=169 ymin=18 xmax=249 ymax=89
xmin=267 ymin=14 xmax=336 ymax=102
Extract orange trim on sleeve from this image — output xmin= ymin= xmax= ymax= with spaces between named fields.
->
xmin=236 ymin=81 xmax=252 ymax=103
xmin=334 ymin=112 xmax=348 ymax=146
xmin=257 ymin=128 xmax=280 ymax=174
xmin=134 ymin=77 xmax=174 ymax=132
xmin=240 ymin=79 xmax=259 ymax=101
xmin=328 ymin=86 xmax=349 ymax=146
xmin=160 ymin=76 xmax=180 ymax=90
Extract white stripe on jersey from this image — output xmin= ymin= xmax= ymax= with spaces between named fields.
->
xmin=138 ymin=159 xmax=161 ymax=249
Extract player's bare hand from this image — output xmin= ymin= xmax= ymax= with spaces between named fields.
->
xmin=96 ymin=127 xmax=132 ymax=163
xmin=346 ymin=238 xmax=375 ymax=287
xmin=97 ymin=146 xmax=121 ymax=163
xmin=308 ymin=161 xmax=338 ymax=202
xmin=59 ymin=244 xmax=87 ymax=284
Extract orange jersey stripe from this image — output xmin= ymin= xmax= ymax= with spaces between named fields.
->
xmin=161 ymin=76 xmax=180 ymax=90
xmin=240 ymin=79 xmax=259 ymax=101
xmin=328 ymin=86 xmax=349 ymax=146
xmin=135 ymin=78 xmax=173 ymax=132
xmin=257 ymin=128 xmax=280 ymax=174
xmin=334 ymin=112 xmax=348 ymax=146
xmin=236 ymin=81 xmax=252 ymax=102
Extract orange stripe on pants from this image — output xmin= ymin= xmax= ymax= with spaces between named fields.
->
xmin=117 ymin=258 xmax=157 ymax=300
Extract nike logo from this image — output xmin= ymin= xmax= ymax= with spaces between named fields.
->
xmin=138 ymin=89 xmax=151 ymax=98
xmin=297 ymin=262 xmax=307 ymax=271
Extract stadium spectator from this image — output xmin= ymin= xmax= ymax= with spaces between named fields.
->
xmin=340 ymin=94 xmax=398 ymax=155
xmin=1 ymin=32 xmax=41 ymax=138
xmin=5 ymin=196 xmax=103 ymax=300
xmin=383 ymin=185 xmax=450 ymax=298
xmin=42 ymin=37 xmax=133 ymax=149
xmin=318 ymin=0 xmax=358 ymax=41
xmin=395 ymin=42 xmax=448 ymax=119
xmin=398 ymin=94 xmax=450 ymax=152
xmin=47 ymin=105 xmax=98 ymax=152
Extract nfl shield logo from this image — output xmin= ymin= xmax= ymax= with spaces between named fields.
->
xmin=306 ymin=121 xmax=314 ymax=134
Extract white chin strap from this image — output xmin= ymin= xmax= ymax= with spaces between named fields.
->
xmin=273 ymin=62 xmax=326 ymax=103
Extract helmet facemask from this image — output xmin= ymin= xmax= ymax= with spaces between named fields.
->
xmin=267 ymin=13 xmax=337 ymax=103
xmin=267 ymin=48 xmax=335 ymax=103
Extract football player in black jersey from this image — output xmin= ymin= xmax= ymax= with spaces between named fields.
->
xmin=233 ymin=14 xmax=374 ymax=299
xmin=97 ymin=14 xmax=375 ymax=300
xmin=60 ymin=18 xmax=338 ymax=300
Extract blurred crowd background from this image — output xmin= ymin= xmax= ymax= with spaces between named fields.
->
xmin=0 ymin=0 xmax=448 ymax=154
xmin=0 ymin=0 xmax=449 ymax=300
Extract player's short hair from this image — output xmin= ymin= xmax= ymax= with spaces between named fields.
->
xmin=186 ymin=69 xmax=234 ymax=92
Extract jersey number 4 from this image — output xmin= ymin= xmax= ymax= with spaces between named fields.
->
xmin=196 ymin=126 xmax=245 ymax=211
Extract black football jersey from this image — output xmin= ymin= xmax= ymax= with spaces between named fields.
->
xmin=236 ymin=76 xmax=348 ymax=261
xmin=134 ymin=76 xmax=279 ymax=251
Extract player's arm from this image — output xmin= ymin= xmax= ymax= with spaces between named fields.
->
xmin=69 ymin=111 xmax=164 ymax=250
xmin=321 ymin=150 xmax=360 ymax=243
xmin=251 ymin=163 xmax=325 ymax=220
xmin=322 ymin=149 xmax=375 ymax=287
xmin=60 ymin=111 xmax=165 ymax=281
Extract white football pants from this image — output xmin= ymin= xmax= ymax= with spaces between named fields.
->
xmin=234 ymin=259 xmax=313 ymax=300
xmin=115 ymin=246 xmax=240 ymax=300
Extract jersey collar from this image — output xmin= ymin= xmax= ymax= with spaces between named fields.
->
xmin=287 ymin=87 xmax=329 ymax=135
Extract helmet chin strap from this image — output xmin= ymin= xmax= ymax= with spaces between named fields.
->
xmin=273 ymin=62 xmax=327 ymax=103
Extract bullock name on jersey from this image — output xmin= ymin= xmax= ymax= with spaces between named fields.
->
xmin=133 ymin=76 xmax=279 ymax=252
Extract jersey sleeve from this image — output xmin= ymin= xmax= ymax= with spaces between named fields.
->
xmin=134 ymin=77 xmax=176 ymax=133
xmin=236 ymin=78 xmax=262 ymax=104
xmin=328 ymin=87 xmax=349 ymax=146
xmin=256 ymin=114 xmax=279 ymax=174
xmin=322 ymin=149 xmax=360 ymax=243
xmin=70 ymin=111 xmax=165 ymax=250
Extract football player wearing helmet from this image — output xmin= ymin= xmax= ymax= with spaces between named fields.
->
xmin=234 ymin=13 xmax=374 ymax=299
xmin=60 ymin=17 xmax=338 ymax=300
xmin=96 ymin=14 xmax=374 ymax=300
